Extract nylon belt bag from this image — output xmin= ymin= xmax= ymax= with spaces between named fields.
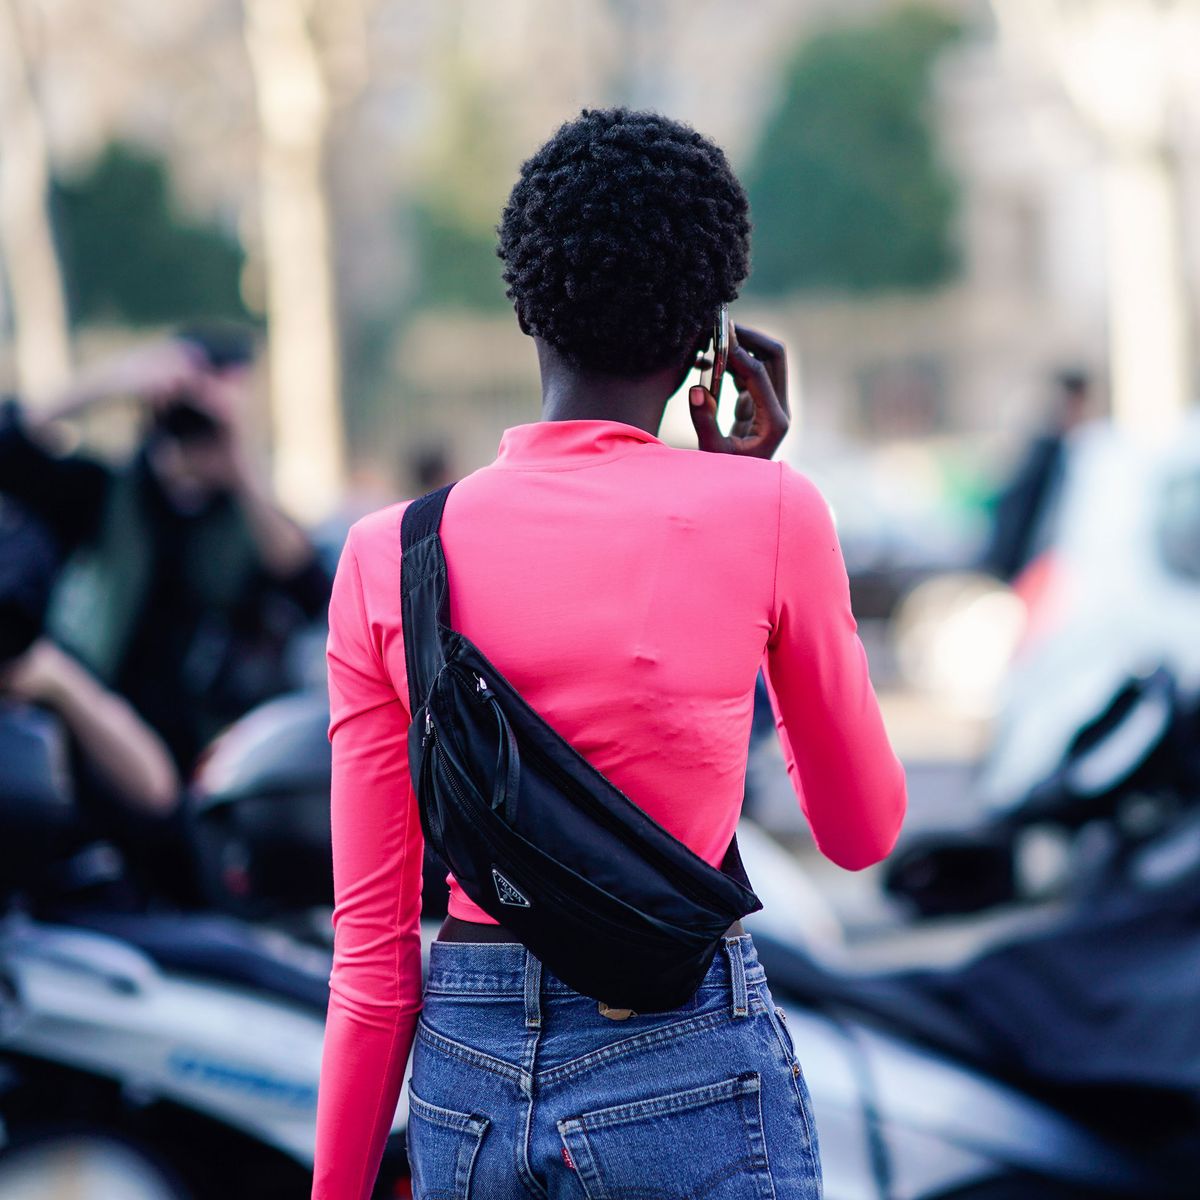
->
xmin=401 ymin=483 xmax=763 ymax=1012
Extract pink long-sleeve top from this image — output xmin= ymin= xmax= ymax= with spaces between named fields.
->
xmin=312 ymin=419 xmax=906 ymax=1198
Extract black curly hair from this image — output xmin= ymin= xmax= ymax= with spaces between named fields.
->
xmin=497 ymin=108 xmax=751 ymax=377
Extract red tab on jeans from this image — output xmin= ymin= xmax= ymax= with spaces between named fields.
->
xmin=561 ymin=1146 xmax=576 ymax=1170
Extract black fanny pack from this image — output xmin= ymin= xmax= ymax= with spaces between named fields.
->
xmin=400 ymin=484 xmax=762 ymax=1012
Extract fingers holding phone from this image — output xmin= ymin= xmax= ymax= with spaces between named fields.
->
xmin=690 ymin=319 xmax=789 ymax=460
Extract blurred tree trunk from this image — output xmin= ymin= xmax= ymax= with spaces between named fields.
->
xmin=244 ymin=0 xmax=346 ymax=520
xmin=0 ymin=0 xmax=72 ymax=401
xmin=1100 ymin=146 xmax=1191 ymax=437
xmin=993 ymin=0 xmax=1195 ymax=437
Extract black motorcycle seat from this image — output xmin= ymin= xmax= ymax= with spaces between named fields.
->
xmin=755 ymin=883 xmax=1200 ymax=1146
xmin=58 ymin=910 xmax=331 ymax=1013
xmin=754 ymin=932 xmax=989 ymax=1066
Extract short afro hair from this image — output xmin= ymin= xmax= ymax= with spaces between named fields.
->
xmin=497 ymin=108 xmax=751 ymax=377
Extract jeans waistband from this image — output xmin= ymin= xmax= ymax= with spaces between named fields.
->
xmin=424 ymin=933 xmax=766 ymax=1009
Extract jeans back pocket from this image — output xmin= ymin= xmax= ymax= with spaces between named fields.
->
xmin=557 ymin=1072 xmax=776 ymax=1200
xmin=406 ymin=1084 xmax=490 ymax=1199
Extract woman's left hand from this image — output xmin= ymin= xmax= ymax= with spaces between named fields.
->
xmin=689 ymin=324 xmax=790 ymax=460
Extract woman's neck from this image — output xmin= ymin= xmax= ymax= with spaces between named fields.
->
xmin=534 ymin=337 xmax=690 ymax=436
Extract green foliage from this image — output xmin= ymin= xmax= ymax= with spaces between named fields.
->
xmin=408 ymin=200 xmax=508 ymax=312
xmin=406 ymin=66 xmax=512 ymax=313
xmin=745 ymin=6 xmax=961 ymax=296
xmin=53 ymin=142 xmax=249 ymax=326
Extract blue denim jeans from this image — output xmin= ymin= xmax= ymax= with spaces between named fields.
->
xmin=407 ymin=933 xmax=822 ymax=1198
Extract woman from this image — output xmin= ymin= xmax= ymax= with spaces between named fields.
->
xmin=313 ymin=108 xmax=906 ymax=1199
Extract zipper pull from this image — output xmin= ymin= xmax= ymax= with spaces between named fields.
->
xmin=475 ymin=674 xmax=493 ymax=700
xmin=422 ymin=709 xmax=433 ymax=745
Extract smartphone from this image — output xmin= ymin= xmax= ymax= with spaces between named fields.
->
xmin=698 ymin=304 xmax=729 ymax=408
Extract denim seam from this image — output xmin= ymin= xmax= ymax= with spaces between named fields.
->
xmin=726 ymin=937 xmax=749 ymax=1018
xmin=416 ymin=1018 xmax=525 ymax=1085
xmin=751 ymin=1073 xmax=779 ymax=1200
xmin=461 ymin=1121 xmax=488 ymax=1198
xmin=407 ymin=1084 xmax=490 ymax=1136
xmin=516 ymin=1012 xmax=549 ymax=1199
xmin=792 ymin=1060 xmax=820 ymax=1183
xmin=561 ymin=1072 xmax=761 ymax=1130
xmin=556 ymin=1123 xmax=602 ymax=1198
xmin=523 ymin=951 xmax=542 ymax=1030
xmin=424 ymin=978 xmax=533 ymax=995
xmin=757 ymin=988 xmax=819 ymax=1165
xmin=424 ymin=972 xmax=767 ymax=999
xmin=540 ymin=1008 xmax=734 ymax=1085
xmin=423 ymin=987 xmax=532 ymax=998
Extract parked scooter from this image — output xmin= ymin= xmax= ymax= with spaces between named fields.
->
xmin=885 ymin=665 xmax=1200 ymax=918
xmin=0 ymin=702 xmax=409 ymax=1199
xmin=189 ymin=689 xmax=451 ymax=935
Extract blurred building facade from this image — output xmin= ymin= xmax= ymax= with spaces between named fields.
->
xmin=1 ymin=0 xmax=1198 ymax=501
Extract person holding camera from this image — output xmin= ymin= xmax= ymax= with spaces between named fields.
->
xmin=0 ymin=327 xmax=330 ymax=770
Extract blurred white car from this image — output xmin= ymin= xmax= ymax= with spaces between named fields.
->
xmin=981 ymin=416 xmax=1200 ymax=810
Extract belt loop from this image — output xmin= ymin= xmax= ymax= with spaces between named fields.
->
xmin=725 ymin=936 xmax=748 ymax=1019
xmin=524 ymin=950 xmax=543 ymax=1029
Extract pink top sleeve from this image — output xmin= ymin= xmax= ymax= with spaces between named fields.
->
xmin=311 ymin=523 xmax=422 ymax=1200
xmin=764 ymin=469 xmax=906 ymax=869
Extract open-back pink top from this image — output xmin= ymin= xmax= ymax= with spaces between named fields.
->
xmin=312 ymin=419 xmax=906 ymax=1198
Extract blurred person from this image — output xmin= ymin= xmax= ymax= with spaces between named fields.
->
xmin=406 ymin=441 xmax=457 ymax=496
xmin=314 ymin=108 xmax=905 ymax=1200
xmin=2 ymin=639 xmax=179 ymax=818
xmin=0 ymin=501 xmax=182 ymax=918
xmin=981 ymin=368 xmax=1094 ymax=583
xmin=0 ymin=327 xmax=331 ymax=770
xmin=0 ymin=497 xmax=177 ymax=820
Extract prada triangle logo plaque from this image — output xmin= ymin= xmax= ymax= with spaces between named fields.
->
xmin=492 ymin=868 xmax=531 ymax=908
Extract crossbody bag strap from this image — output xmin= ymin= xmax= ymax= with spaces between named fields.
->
xmin=400 ymin=483 xmax=456 ymax=714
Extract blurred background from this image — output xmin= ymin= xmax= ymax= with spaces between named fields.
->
xmin=3 ymin=1 xmax=1200 ymax=1197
